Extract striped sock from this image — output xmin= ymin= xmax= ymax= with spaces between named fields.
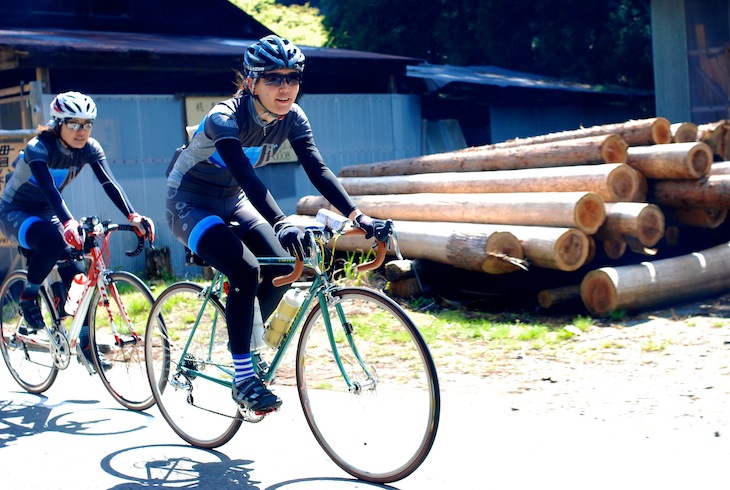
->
xmin=233 ymin=353 xmax=255 ymax=386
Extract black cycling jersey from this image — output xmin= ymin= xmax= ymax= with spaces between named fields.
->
xmin=2 ymin=132 xmax=135 ymax=223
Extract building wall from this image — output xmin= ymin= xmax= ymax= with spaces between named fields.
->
xmin=652 ymin=0 xmax=730 ymax=123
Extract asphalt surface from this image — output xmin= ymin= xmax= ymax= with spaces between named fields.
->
xmin=2 ymin=358 xmax=730 ymax=489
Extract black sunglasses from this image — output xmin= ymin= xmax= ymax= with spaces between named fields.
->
xmin=261 ymin=72 xmax=303 ymax=87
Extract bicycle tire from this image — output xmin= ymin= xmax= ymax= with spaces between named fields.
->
xmin=296 ymin=287 xmax=440 ymax=483
xmin=88 ymin=271 xmax=156 ymax=411
xmin=0 ymin=270 xmax=59 ymax=393
xmin=145 ymin=281 xmax=242 ymax=448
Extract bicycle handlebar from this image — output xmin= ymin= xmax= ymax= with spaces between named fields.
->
xmin=78 ymin=217 xmax=147 ymax=257
xmin=271 ymin=226 xmax=389 ymax=287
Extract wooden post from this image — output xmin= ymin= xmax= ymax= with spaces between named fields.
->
xmin=626 ymin=142 xmax=713 ymax=179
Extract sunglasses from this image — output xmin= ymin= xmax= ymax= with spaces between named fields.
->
xmin=261 ymin=72 xmax=303 ymax=87
xmin=64 ymin=120 xmax=93 ymax=131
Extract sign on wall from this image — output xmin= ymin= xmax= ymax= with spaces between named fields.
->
xmin=0 ymin=135 xmax=32 ymax=247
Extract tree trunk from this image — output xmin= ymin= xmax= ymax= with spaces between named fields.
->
xmin=537 ymin=285 xmax=582 ymax=309
xmin=492 ymin=224 xmax=591 ymax=271
xmin=670 ymin=122 xmax=698 ymax=143
xmin=297 ymin=191 xmax=606 ymax=235
xmin=649 ymin=175 xmax=730 ymax=208
xmin=580 ymin=241 xmax=730 ymax=316
xmin=594 ymin=202 xmax=665 ymax=247
xmin=286 ymin=214 xmax=526 ymax=274
xmin=338 ymin=134 xmax=627 ymax=177
xmin=697 ymin=120 xmax=730 ymax=160
xmin=339 ymin=163 xmax=642 ymax=202
xmin=664 ymin=208 xmax=728 ymax=229
xmin=473 ymin=117 xmax=671 ymax=148
xmin=625 ymin=142 xmax=713 ymax=179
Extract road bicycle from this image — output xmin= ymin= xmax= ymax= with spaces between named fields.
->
xmin=0 ymin=216 xmax=156 ymax=410
xmin=145 ymin=211 xmax=440 ymax=484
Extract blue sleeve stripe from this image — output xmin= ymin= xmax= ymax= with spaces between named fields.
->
xmin=188 ymin=215 xmax=226 ymax=254
xmin=18 ymin=216 xmax=43 ymax=249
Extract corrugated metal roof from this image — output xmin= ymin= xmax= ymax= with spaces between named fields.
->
xmin=408 ymin=64 xmax=653 ymax=97
xmin=0 ymin=28 xmax=420 ymax=64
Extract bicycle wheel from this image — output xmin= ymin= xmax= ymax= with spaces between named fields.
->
xmin=88 ymin=271 xmax=155 ymax=411
xmin=145 ymin=281 xmax=242 ymax=448
xmin=296 ymin=287 xmax=440 ymax=484
xmin=0 ymin=270 xmax=58 ymax=393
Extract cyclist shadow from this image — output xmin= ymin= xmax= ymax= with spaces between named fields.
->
xmin=0 ymin=392 xmax=152 ymax=448
xmin=102 ymin=445 xmax=400 ymax=489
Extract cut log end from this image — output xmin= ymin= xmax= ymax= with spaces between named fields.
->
xmin=575 ymin=193 xmax=606 ymax=235
xmin=607 ymin=165 xmax=641 ymax=201
xmin=637 ymin=204 xmax=666 ymax=247
xmin=554 ymin=229 xmax=590 ymax=271
xmin=601 ymin=134 xmax=629 ymax=163
xmin=580 ymin=269 xmax=618 ymax=317
xmin=688 ymin=142 xmax=713 ymax=178
xmin=651 ymin=117 xmax=672 ymax=144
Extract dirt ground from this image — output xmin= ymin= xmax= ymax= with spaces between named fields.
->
xmin=436 ymin=292 xmax=730 ymax=437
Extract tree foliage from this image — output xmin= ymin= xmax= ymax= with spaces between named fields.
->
xmin=321 ymin=0 xmax=652 ymax=89
xmin=229 ymin=0 xmax=327 ymax=47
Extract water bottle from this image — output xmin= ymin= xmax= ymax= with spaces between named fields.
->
xmin=264 ymin=288 xmax=304 ymax=349
xmin=250 ymin=298 xmax=267 ymax=351
xmin=65 ymin=273 xmax=87 ymax=316
xmin=316 ymin=209 xmax=349 ymax=231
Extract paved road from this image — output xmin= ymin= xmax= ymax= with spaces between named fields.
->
xmin=2 ymin=360 xmax=730 ymax=489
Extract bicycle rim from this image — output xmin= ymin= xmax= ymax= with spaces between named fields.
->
xmin=145 ymin=282 xmax=242 ymax=448
xmin=0 ymin=270 xmax=58 ymax=393
xmin=88 ymin=271 xmax=155 ymax=411
xmin=296 ymin=287 xmax=440 ymax=483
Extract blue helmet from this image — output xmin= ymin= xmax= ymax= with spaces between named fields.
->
xmin=244 ymin=35 xmax=305 ymax=77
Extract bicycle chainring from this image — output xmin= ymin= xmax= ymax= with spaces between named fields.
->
xmin=49 ymin=329 xmax=71 ymax=369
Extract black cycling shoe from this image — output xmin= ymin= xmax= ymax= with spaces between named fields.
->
xmin=232 ymin=376 xmax=282 ymax=412
xmin=19 ymin=294 xmax=45 ymax=332
xmin=81 ymin=345 xmax=113 ymax=371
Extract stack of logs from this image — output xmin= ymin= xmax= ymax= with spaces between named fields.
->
xmin=290 ymin=117 xmax=730 ymax=317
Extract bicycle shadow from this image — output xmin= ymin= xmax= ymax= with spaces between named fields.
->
xmin=0 ymin=391 xmax=153 ymax=448
xmin=101 ymin=444 xmax=401 ymax=490
xmin=102 ymin=444 xmax=257 ymax=489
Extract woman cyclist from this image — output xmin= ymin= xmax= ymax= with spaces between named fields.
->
xmin=0 ymin=91 xmax=155 ymax=368
xmin=166 ymin=35 xmax=386 ymax=413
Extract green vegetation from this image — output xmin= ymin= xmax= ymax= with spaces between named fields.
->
xmin=228 ymin=0 xmax=327 ymax=47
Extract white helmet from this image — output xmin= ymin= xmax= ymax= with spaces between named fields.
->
xmin=49 ymin=91 xmax=97 ymax=122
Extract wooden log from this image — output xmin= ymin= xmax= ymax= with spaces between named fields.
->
xmin=339 ymin=163 xmax=642 ymax=202
xmin=664 ymin=208 xmax=728 ymax=229
xmin=537 ymin=285 xmax=582 ymax=309
xmin=473 ymin=117 xmax=671 ymax=148
xmin=494 ymin=225 xmax=590 ymax=271
xmin=338 ymin=134 xmax=628 ymax=177
xmin=594 ymin=202 xmax=665 ymax=247
xmin=601 ymin=238 xmax=627 ymax=259
xmin=670 ymin=122 xmax=698 ymax=143
xmin=580 ymin=241 xmax=730 ymax=316
xmin=649 ymin=175 xmax=730 ymax=208
xmin=297 ymin=192 xmax=606 ymax=235
xmin=286 ymin=214 xmax=526 ymax=274
xmin=710 ymin=161 xmax=730 ymax=175
xmin=697 ymin=120 xmax=730 ymax=160
xmin=625 ymin=142 xmax=713 ymax=179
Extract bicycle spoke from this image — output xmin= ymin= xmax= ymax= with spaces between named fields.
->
xmin=89 ymin=271 xmax=155 ymax=410
xmin=0 ymin=271 xmax=58 ymax=393
xmin=297 ymin=287 xmax=440 ymax=483
xmin=145 ymin=282 xmax=242 ymax=448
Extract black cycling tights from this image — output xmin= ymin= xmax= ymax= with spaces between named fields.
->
xmin=23 ymin=218 xmax=85 ymax=288
xmin=194 ymin=221 xmax=291 ymax=354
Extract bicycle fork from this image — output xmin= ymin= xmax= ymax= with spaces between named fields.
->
xmin=322 ymin=292 xmax=378 ymax=394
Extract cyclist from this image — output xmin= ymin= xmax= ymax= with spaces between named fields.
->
xmin=0 ymin=91 xmax=155 ymax=368
xmin=166 ymin=35 xmax=387 ymax=412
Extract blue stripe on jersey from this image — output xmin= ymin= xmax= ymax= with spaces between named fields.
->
xmin=188 ymin=215 xmax=226 ymax=254
xmin=208 ymin=147 xmax=262 ymax=168
xmin=18 ymin=216 xmax=43 ymax=249
xmin=28 ymin=168 xmax=69 ymax=188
